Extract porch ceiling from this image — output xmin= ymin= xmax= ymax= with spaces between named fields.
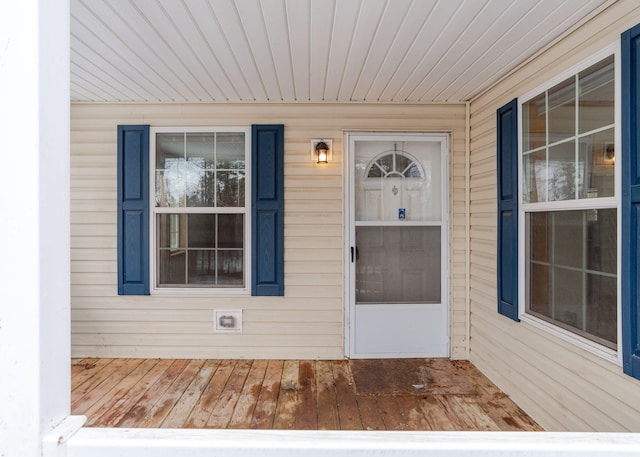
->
xmin=70 ymin=0 xmax=610 ymax=104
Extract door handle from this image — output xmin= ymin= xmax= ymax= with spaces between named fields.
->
xmin=351 ymin=246 xmax=359 ymax=262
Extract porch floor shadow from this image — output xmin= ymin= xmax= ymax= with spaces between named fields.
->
xmin=71 ymin=358 xmax=543 ymax=431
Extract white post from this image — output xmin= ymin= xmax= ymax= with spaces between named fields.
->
xmin=0 ymin=1 xmax=71 ymax=456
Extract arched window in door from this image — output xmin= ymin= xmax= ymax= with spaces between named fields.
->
xmin=365 ymin=147 xmax=425 ymax=179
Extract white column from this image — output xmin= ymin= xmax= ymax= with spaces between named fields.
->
xmin=0 ymin=1 xmax=70 ymax=456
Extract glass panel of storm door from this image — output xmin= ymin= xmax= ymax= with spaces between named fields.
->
xmin=355 ymin=226 xmax=441 ymax=304
xmin=354 ymin=140 xmax=442 ymax=222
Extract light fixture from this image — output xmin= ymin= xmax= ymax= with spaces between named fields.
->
xmin=604 ymin=143 xmax=615 ymax=164
xmin=311 ymin=139 xmax=332 ymax=164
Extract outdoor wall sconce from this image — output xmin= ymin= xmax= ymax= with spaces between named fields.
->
xmin=604 ymin=142 xmax=615 ymax=164
xmin=311 ymin=139 xmax=332 ymax=164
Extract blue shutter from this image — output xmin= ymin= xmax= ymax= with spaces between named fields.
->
xmin=117 ymin=125 xmax=150 ymax=295
xmin=251 ymin=125 xmax=284 ymax=296
xmin=622 ymin=24 xmax=640 ymax=380
xmin=497 ymin=99 xmax=519 ymax=321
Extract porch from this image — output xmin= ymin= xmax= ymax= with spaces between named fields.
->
xmin=72 ymin=358 xmax=542 ymax=432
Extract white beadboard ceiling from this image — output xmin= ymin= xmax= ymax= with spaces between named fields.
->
xmin=70 ymin=0 xmax=611 ymax=103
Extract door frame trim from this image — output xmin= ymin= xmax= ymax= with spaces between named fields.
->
xmin=343 ymin=131 xmax=451 ymax=358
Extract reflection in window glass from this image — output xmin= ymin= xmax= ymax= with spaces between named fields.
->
xmin=523 ymin=150 xmax=547 ymax=203
xmin=521 ymin=54 xmax=617 ymax=351
xmin=365 ymin=151 xmax=425 ymax=179
xmin=548 ymin=77 xmax=576 ymax=143
xmin=523 ymin=93 xmax=546 ymax=151
xmin=216 ymin=132 xmax=246 ymax=169
xmin=156 ymin=132 xmax=245 ymax=208
xmin=526 ymin=209 xmax=617 ymax=348
xmin=186 ymin=133 xmax=215 ymax=168
xmin=522 ymin=55 xmax=615 ymax=204
xmin=154 ymin=130 xmax=247 ymax=289
xmin=579 ymin=128 xmax=615 ymax=199
xmin=157 ymin=214 xmax=244 ymax=287
xmin=579 ymin=55 xmax=614 ymax=134
xmin=547 ymin=141 xmax=577 ymax=201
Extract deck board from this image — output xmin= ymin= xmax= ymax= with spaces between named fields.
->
xmin=295 ymin=361 xmax=318 ymax=430
xmin=73 ymin=359 xmax=144 ymax=417
xmin=228 ymin=360 xmax=268 ymax=429
xmin=95 ymin=358 xmax=174 ymax=427
xmin=316 ymin=360 xmax=339 ymax=430
xmin=72 ymin=358 xmax=544 ymax=432
xmin=162 ymin=360 xmax=218 ymax=428
xmin=206 ymin=360 xmax=252 ymax=428
xmin=117 ymin=359 xmax=191 ymax=428
xmin=184 ymin=359 xmax=231 ymax=428
xmin=331 ymin=360 xmax=363 ymax=430
xmin=272 ymin=360 xmax=299 ymax=430
xmin=250 ymin=360 xmax=283 ymax=429
xmin=138 ymin=359 xmax=206 ymax=428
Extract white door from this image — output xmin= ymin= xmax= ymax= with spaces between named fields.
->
xmin=347 ymin=133 xmax=449 ymax=358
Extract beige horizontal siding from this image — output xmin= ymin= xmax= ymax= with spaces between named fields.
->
xmin=468 ymin=1 xmax=640 ymax=432
xmin=71 ymin=102 xmax=468 ymax=360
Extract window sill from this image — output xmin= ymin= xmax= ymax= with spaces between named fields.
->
xmin=151 ymin=287 xmax=250 ymax=296
xmin=519 ymin=313 xmax=621 ymax=366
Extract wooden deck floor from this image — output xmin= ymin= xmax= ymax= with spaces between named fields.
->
xmin=71 ymin=358 xmax=543 ymax=431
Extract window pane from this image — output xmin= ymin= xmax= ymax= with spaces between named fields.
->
xmin=396 ymin=154 xmax=412 ymax=174
xmin=156 ymin=133 xmax=184 ymax=168
xmin=523 ymin=150 xmax=547 ymax=203
xmin=529 ymin=263 xmax=550 ymax=315
xmin=158 ymin=249 xmax=186 ymax=285
xmin=217 ymin=251 xmax=244 ymax=286
xmin=156 ymin=132 xmax=246 ymax=209
xmin=378 ymin=155 xmax=393 ymax=174
xmin=157 ymin=214 xmax=186 ymax=249
xmin=548 ymin=77 xmax=576 ymax=143
xmin=579 ymin=55 xmax=614 ymax=134
xmin=186 ymin=133 xmax=215 ymax=169
xmin=216 ymin=171 xmax=245 ymax=207
xmin=552 ymin=211 xmax=583 ymax=269
xmin=217 ymin=133 xmax=245 ymax=169
xmin=529 ymin=209 xmax=617 ymax=272
xmin=367 ymin=164 xmax=382 ymax=178
xmin=405 ymin=163 xmax=422 ymax=178
xmin=188 ymin=214 xmax=215 ymax=248
xmin=552 ymin=267 xmax=584 ymax=328
xmin=156 ymin=133 xmax=186 ymax=207
xmin=156 ymin=155 xmax=204 ymax=208
xmin=527 ymin=210 xmax=617 ymax=348
xmin=157 ymin=213 xmax=244 ymax=288
xmin=548 ymin=140 xmax=576 ymax=201
xmin=218 ymin=214 xmax=243 ymax=248
xmin=586 ymin=274 xmax=617 ymax=344
xmin=188 ymin=250 xmax=215 ymax=284
xmin=579 ymin=128 xmax=615 ymax=199
xmin=186 ymin=170 xmax=215 ymax=207
xmin=529 ymin=212 xmax=550 ymax=262
xmin=523 ymin=93 xmax=546 ymax=151
xmin=586 ymin=208 xmax=617 ymax=274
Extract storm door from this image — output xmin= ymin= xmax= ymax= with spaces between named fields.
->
xmin=347 ymin=133 xmax=449 ymax=358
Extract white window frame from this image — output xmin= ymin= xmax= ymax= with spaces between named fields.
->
xmin=517 ymin=43 xmax=622 ymax=364
xmin=149 ymin=126 xmax=252 ymax=295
